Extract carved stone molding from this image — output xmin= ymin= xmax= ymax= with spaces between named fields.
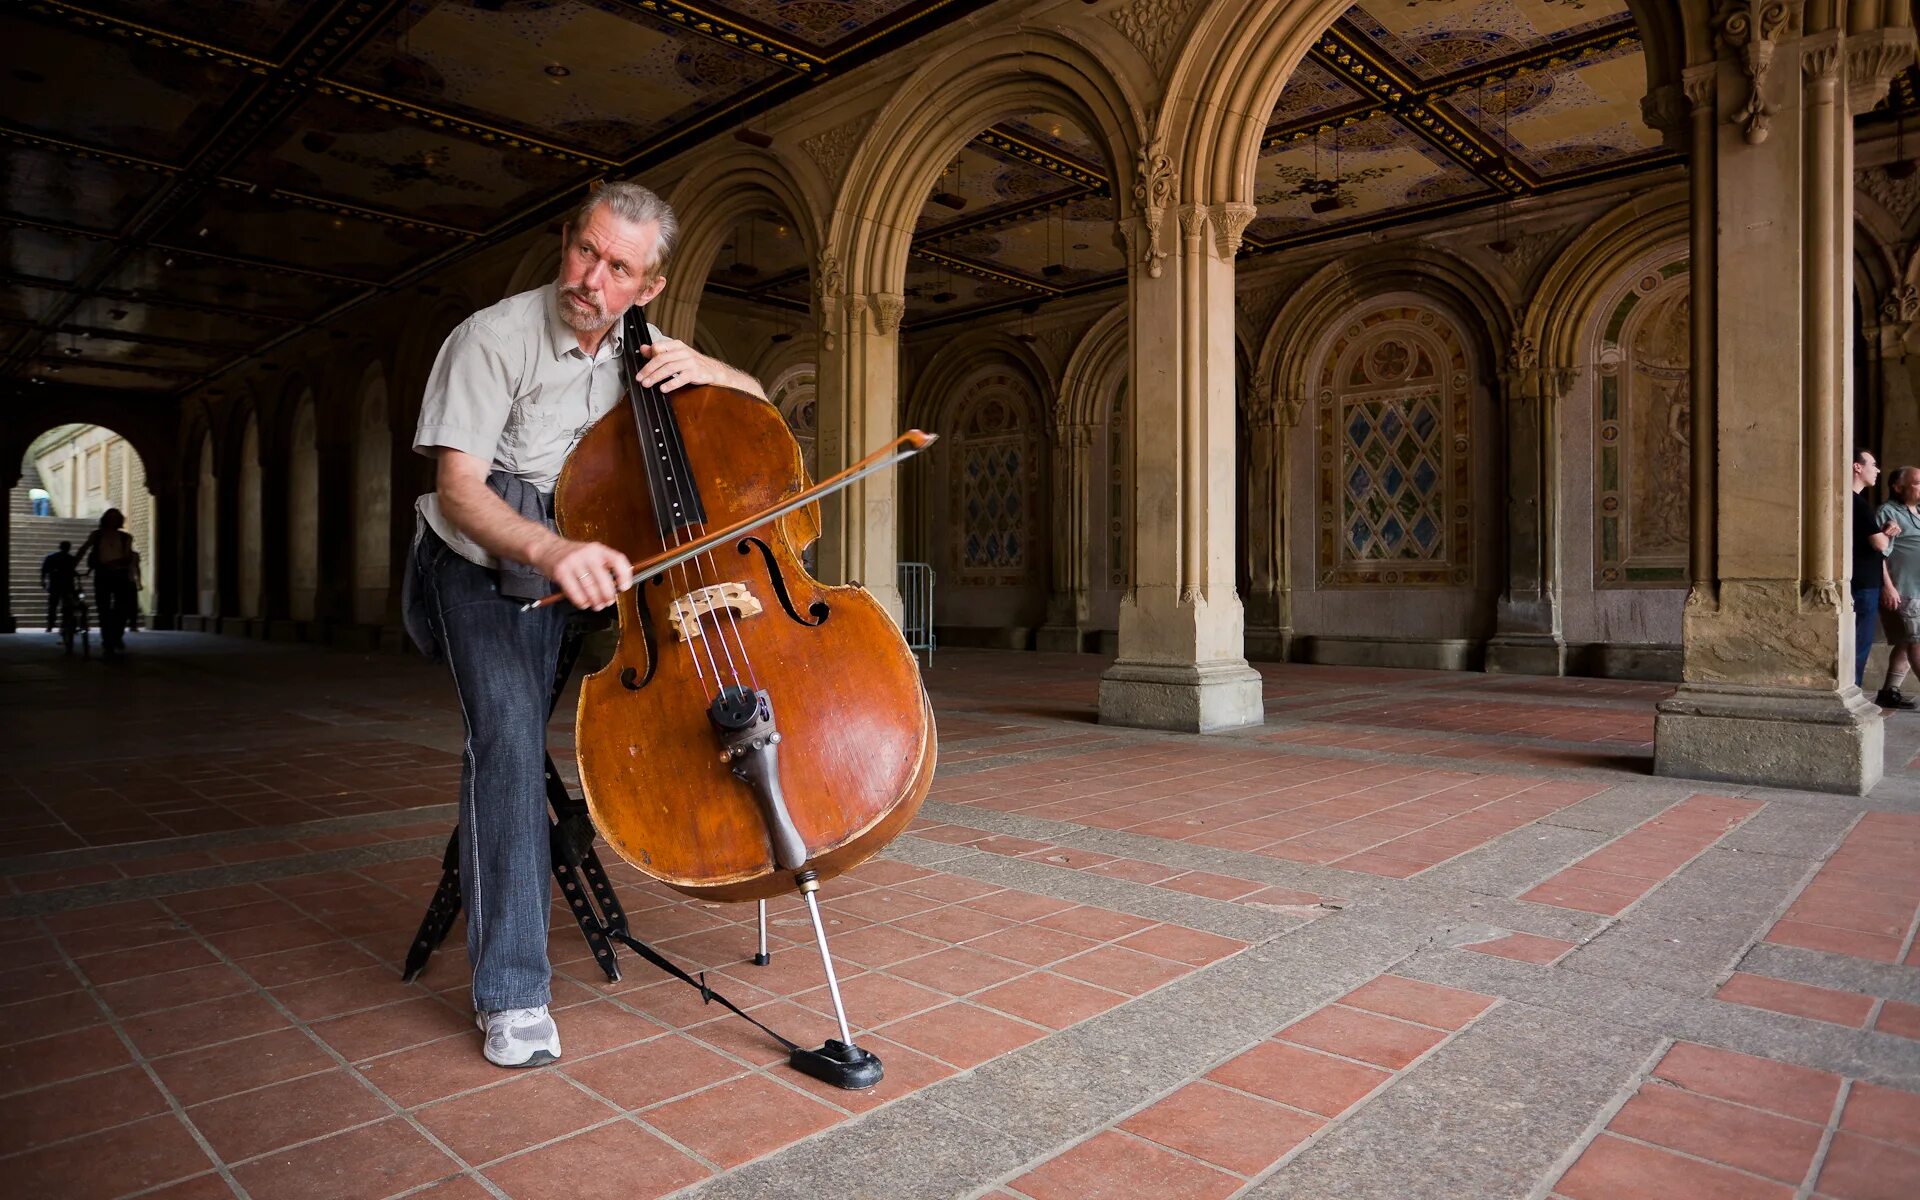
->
xmin=1880 ymin=283 xmax=1919 ymax=328
xmin=1178 ymin=203 xmax=1210 ymax=241
xmin=800 ymin=115 xmax=871 ymax=190
xmin=1683 ymin=62 xmax=1718 ymax=109
xmin=1134 ymin=136 xmax=1176 ymax=278
xmin=1847 ymin=27 xmax=1918 ymax=112
xmin=1243 ymin=383 xmax=1278 ymax=429
xmin=1714 ymin=0 xmax=1793 ymax=144
xmin=872 ymin=292 xmax=903 ymax=336
xmin=1214 ymin=202 xmax=1256 ymax=260
xmin=1236 ymin=278 xmax=1295 ymax=333
xmin=1103 ymin=0 xmax=1197 ymax=72
xmin=1500 ymin=333 xmax=1576 ymax=404
xmin=1487 ymin=226 xmax=1566 ymax=285
xmin=814 ymin=251 xmax=843 ymax=349
xmin=1639 ymin=82 xmax=1689 ymax=141
xmin=843 ymin=293 xmax=869 ymax=337
xmin=1800 ymin=31 xmax=1842 ymax=86
xmin=1859 ymin=165 xmax=1920 ymax=228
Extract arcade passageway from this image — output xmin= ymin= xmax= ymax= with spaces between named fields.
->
xmin=3 ymin=635 xmax=1916 ymax=1198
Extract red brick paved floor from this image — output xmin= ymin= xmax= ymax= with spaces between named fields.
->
xmin=2 ymin=638 xmax=1917 ymax=1199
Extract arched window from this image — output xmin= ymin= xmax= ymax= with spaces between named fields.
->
xmin=951 ymin=380 xmax=1039 ymax=587
xmin=1592 ymin=254 xmax=1690 ymax=588
xmin=1313 ymin=302 xmax=1474 ymax=587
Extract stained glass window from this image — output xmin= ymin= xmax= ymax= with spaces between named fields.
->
xmin=1315 ymin=305 xmax=1473 ymax=587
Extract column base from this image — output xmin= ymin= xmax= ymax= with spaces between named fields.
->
xmin=1035 ymin=625 xmax=1090 ymax=654
xmin=1098 ymin=660 xmax=1264 ymax=733
xmin=1654 ymin=684 xmax=1884 ymax=795
xmin=1486 ymin=634 xmax=1566 ymax=677
xmin=1244 ymin=626 xmax=1293 ymax=663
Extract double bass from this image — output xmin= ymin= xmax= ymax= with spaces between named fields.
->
xmin=539 ymin=306 xmax=936 ymax=1086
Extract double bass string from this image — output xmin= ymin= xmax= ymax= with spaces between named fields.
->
xmin=623 ymin=318 xmax=726 ymax=697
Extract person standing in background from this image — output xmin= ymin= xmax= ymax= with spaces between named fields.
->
xmin=1850 ymin=449 xmax=1896 ymax=691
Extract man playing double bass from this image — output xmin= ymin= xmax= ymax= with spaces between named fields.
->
xmin=405 ymin=182 xmax=767 ymax=1067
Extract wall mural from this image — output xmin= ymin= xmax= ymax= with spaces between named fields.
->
xmin=1315 ymin=304 xmax=1473 ymax=587
xmin=949 ymin=379 xmax=1038 ymax=587
xmin=1594 ymin=255 xmax=1690 ymax=587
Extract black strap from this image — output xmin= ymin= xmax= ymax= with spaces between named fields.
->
xmin=605 ymin=929 xmax=802 ymax=1055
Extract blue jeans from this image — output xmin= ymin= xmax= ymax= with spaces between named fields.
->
xmin=414 ymin=527 xmax=570 ymax=1011
xmin=1854 ymin=585 xmax=1881 ymax=687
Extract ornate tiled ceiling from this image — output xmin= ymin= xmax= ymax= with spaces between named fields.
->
xmin=0 ymin=0 xmax=997 ymax=393
xmin=0 ymin=0 xmax=1906 ymax=390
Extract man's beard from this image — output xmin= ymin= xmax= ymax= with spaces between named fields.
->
xmin=556 ymin=284 xmax=617 ymax=334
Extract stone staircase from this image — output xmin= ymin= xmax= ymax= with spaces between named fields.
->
xmin=10 ymin=462 xmax=96 ymax=628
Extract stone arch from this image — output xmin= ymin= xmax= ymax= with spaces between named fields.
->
xmin=1285 ymin=292 xmax=1495 ymax=657
xmin=352 ymin=362 xmax=393 ymax=624
xmin=657 ymin=152 xmax=824 ymax=341
xmin=766 ymin=362 xmax=819 ymax=480
xmin=1263 ymin=247 xmax=1510 ymax=408
xmin=287 ymin=389 xmax=319 ymax=621
xmin=1164 ymin=0 xmax=1699 ymax=208
xmin=830 ymin=31 xmax=1145 ymax=298
xmin=1059 ymin=303 xmax=1129 ymax=427
xmin=1522 ymin=184 xmax=1688 ymax=371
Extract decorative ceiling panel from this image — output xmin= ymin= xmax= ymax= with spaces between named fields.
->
xmin=25 ymin=358 xmax=198 ymax=388
xmin=1442 ymin=50 xmax=1662 ymax=178
xmin=0 ymin=142 xmax=164 ymax=233
xmin=236 ymin=92 xmax=592 ymax=230
xmin=1252 ymin=115 xmax=1493 ymax=242
xmin=1267 ymin=57 xmax=1370 ymax=128
xmin=1342 ymin=0 xmax=1629 ymax=85
xmin=333 ymin=1 xmax=788 ymax=160
xmin=2 ymin=225 xmax=116 ymax=285
xmin=158 ymin=191 xmax=465 ymax=279
xmin=66 ymin=296 xmax=292 ymax=348
xmin=0 ymin=284 xmax=71 ymax=325
xmin=106 ymin=249 xmax=365 ymax=320
xmin=0 ymin=12 xmax=251 ymax=162
xmin=47 ymin=331 xmax=235 ymax=373
xmin=74 ymin=0 xmax=313 ymax=59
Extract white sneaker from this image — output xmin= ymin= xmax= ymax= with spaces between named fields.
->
xmin=476 ymin=1005 xmax=560 ymax=1067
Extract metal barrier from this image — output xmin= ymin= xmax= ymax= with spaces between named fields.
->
xmin=897 ymin=561 xmax=935 ymax=666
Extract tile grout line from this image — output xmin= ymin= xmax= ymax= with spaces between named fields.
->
xmin=1521 ymin=1038 xmax=1671 ymax=1200
xmin=1516 ymin=794 xmax=1769 ymax=921
xmin=1795 ymin=1078 xmax=1852 ymax=1200
xmin=31 ymin=916 xmax=254 ymax=1200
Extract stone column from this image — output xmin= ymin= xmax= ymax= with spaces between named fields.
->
xmin=1487 ymin=337 xmax=1575 ymax=674
xmin=812 ymin=251 xmax=904 ymax=620
xmin=1874 ymin=290 xmax=1919 ymax=472
xmin=1038 ymin=414 xmax=1095 ymax=652
xmin=149 ymin=484 xmax=179 ymax=630
xmin=1097 ymin=172 xmax=1263 ymax=731
xmin=1243 ymin=384 xmax=1303 ymax=661
xmin=1654 ymin=16 xmax=1911 ymax=794
xmin=0 ymin=464 xmax=15 ymax=633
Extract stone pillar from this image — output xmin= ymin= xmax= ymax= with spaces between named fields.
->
xmin=1654 ymin=16 xmax=1911 ymax=794
xmin=149 ymin=484 xmax=179 ymax=630
xmin=0 ymin=464 xmax=15 ymax=633
xmin=813 ymin=254 xmax=904 ymax=620
xmin=1874 ymin=291 xmax=1919 ymax=472
xmin=1038 ymin=415 xmax=1095 ymax=652
xmin=1243 ymin=385 xmax=1302 ymax=661
xmin=1097 ymin=173 xmax=1263 ymax=731
xmin=1487 ymin=336 xmax=1575 ymax=675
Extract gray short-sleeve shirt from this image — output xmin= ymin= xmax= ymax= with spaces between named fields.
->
xmin=413 ymin=283 xmax=654 ymax=567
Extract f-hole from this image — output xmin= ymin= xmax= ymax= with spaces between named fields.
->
xmin=739 ymin=537 xmax=829 ymax=626
xmin=618 ymin=573 xmax=667 ymax=691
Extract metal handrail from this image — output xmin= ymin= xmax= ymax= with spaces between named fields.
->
xmin=897 ymin=561 xmax=935 ymax=667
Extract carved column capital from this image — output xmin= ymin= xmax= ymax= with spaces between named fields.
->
xmin=1846 ymin=27 xmax=1918 ymax=112
xmin=872 ymin=292 xmax=903 ymax=336
xmin=1178 ymin=203 xmax=1209 ymax=244
xmin=1132 ymin=134 xmax=1176 ymax=279
xmin=1214 ymin=202 xmax=1256 ymax=260
xmin=1714 ymin=0 xmax=1796 ymax=144
xmin=1683 ymin=62 xmax=1719 ymax=110
xmin=1800 ymin=29 xmax=1843 ymax=86
xmin=814 ymin=251 xmax=843 ymax=349
xmin=1244 ymin=383 xmax=1279 ymax=430
xmin=1500 ymin=334 xmax=1577 ymax=405
xmin=1639 ymin=82 xmax=1689 ymax=145
xmin=842 ymin=293 xmax=869 ymax=337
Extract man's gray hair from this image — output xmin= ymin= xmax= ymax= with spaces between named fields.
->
xmin=567 ymin=181 xmax=678 ymax=274
xmin=1896 ymin=465 xmax=1919 ymax=491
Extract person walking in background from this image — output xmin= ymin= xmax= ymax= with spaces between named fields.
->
xmin=1876 ymin=467 xmax=1920 ymax=709
xmin=1851 ymin=449 xmax=1895 ymax=689
xmin=39 ymin=540 xmax=76 ymax=633
xmin=75 ymin=508 xmax=137 ymax=658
